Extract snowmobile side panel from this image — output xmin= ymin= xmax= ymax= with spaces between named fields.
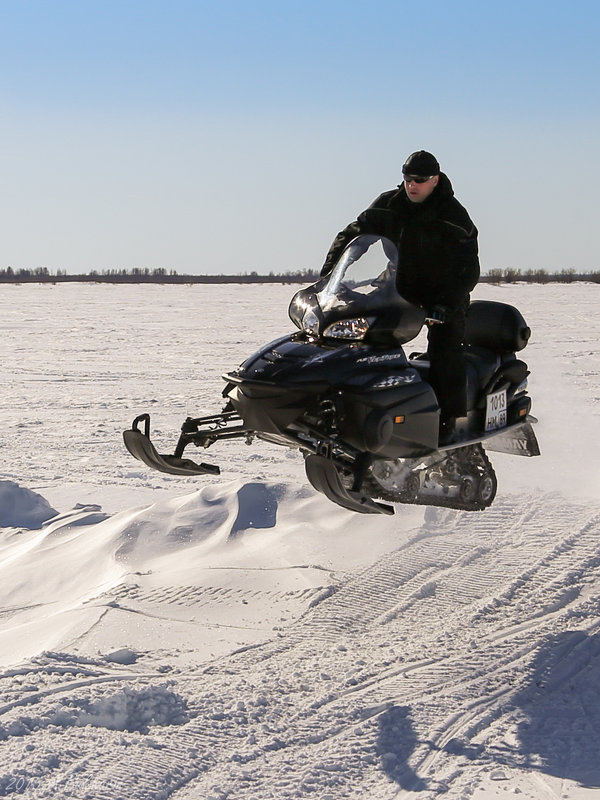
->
xmin=339 ymin=382 xmax=439 ymax=456
xmin=123 ymin=428 xmax=220 ymax=476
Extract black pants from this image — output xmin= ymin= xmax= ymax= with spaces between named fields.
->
xmin=427 ymin=302 xmax=468 ymax=420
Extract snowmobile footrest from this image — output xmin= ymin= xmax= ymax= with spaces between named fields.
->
xmin=305 ymin=454 xmax=394 ymax=515
xmin=123 ymin=427 xmax=220 ymax=477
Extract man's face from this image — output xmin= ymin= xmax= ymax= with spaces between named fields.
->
xmin=403 ymin=174 xmax=439 ymax=203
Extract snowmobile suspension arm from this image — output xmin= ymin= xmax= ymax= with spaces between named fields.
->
xmin=128 ymin=412 xmax=248 ymax=457
xmin=174 ymin=411 xmax=248 ymax=455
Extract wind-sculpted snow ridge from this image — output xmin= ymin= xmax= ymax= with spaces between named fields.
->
xmin=0 ymin=483 xmax=599 ymax=799
xmin=0 ymin=480 xmax=57 ymax=529
xmin=0 ymin=477 xmax=419 ymax=664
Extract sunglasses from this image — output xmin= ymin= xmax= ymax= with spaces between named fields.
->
xmin=403 ymin=174 xmax=435 ymax=184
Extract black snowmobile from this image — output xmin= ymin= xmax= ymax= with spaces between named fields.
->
xmin=123 ymin=235 xmax=539 ymax=515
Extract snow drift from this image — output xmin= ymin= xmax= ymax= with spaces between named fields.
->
xmin=0 ymin=480 xmax=57 ymax=528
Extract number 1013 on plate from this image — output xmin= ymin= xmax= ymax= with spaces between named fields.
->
xmin=485 ymin=389 xmax=507 ymax=431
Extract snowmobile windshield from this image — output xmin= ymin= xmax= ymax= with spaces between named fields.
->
xmin=289 ymin=235 xmax=426 ymax=345
xmin=317 ymin=235 xmax=399 ymax=312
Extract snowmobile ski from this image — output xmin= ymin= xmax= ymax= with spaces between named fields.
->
xmin=123 ymin=414 xmax=220 ymax=476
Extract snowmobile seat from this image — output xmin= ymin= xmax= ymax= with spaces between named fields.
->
xmin=465 ymin=352 xmax=529 ymax=409
xmin=465 ymin=350 xmax=500 ymax=409
xmin=411 ymin=349 xmax=499 ymax=411
xmin=411 ymin=298 xmax=531 ymax=411
xmin=465 ymin=300 xmax=531 ymax=353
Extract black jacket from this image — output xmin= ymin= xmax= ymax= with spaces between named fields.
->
xmin=321 ymin=173 xmax=480 ymax=310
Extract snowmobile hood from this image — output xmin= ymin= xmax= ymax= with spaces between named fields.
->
xmin=231 ymin=333 xmax=412 ymax=388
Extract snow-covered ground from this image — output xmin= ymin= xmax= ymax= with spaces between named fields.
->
xmin=0 ymin=281 xmax=599 ymax=799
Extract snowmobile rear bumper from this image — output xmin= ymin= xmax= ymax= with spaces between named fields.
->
xmin=123 ymin=414 xmax=220 ymax=476
xmin=483 ymin=417 xmax=540 ymax=457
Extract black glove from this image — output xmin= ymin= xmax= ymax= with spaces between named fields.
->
xmin=426 ymin=305 xmax=450 ymax=325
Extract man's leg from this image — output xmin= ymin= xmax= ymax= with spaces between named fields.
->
xmin=427 ymin=304 xmax=468 ymax=429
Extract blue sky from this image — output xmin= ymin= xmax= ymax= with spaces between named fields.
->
xmin=1 ymin=0 xmax=598 ymax=274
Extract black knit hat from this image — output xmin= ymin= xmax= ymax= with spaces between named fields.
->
xmin=402 ymin=150 xmax=440 ymax=177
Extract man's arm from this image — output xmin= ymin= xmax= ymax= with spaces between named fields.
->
xmin=321 ymin=191 xmax=399 ymax=276
xmin=320 ymin=221 xmax=363 ymax=276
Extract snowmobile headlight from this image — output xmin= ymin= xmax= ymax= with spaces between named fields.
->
xmin=301 ymin=308 xmax=320 ymax=336
xmin=323 ymin=317 xmax=372 ymax=340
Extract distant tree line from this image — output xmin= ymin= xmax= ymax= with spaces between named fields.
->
xmin=0 ymin=265 xmax=598 ymax=284
xmin=0 ymin=266 xmax=321 ymax=284
xmin=480 ymin=267 xmax=599 ymax=284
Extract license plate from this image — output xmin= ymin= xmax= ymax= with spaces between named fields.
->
xmin=485 ymin=388 xmax=507 ymax=431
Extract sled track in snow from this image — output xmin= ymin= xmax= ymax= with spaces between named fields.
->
xmin=110 ymin=583 xmax=325 ymax=609
xmin=2 ymin=492 xmax=600 ymax=799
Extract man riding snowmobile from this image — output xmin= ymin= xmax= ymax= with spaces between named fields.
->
xmin=322 ymin=150 xmax=479 ymax=444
